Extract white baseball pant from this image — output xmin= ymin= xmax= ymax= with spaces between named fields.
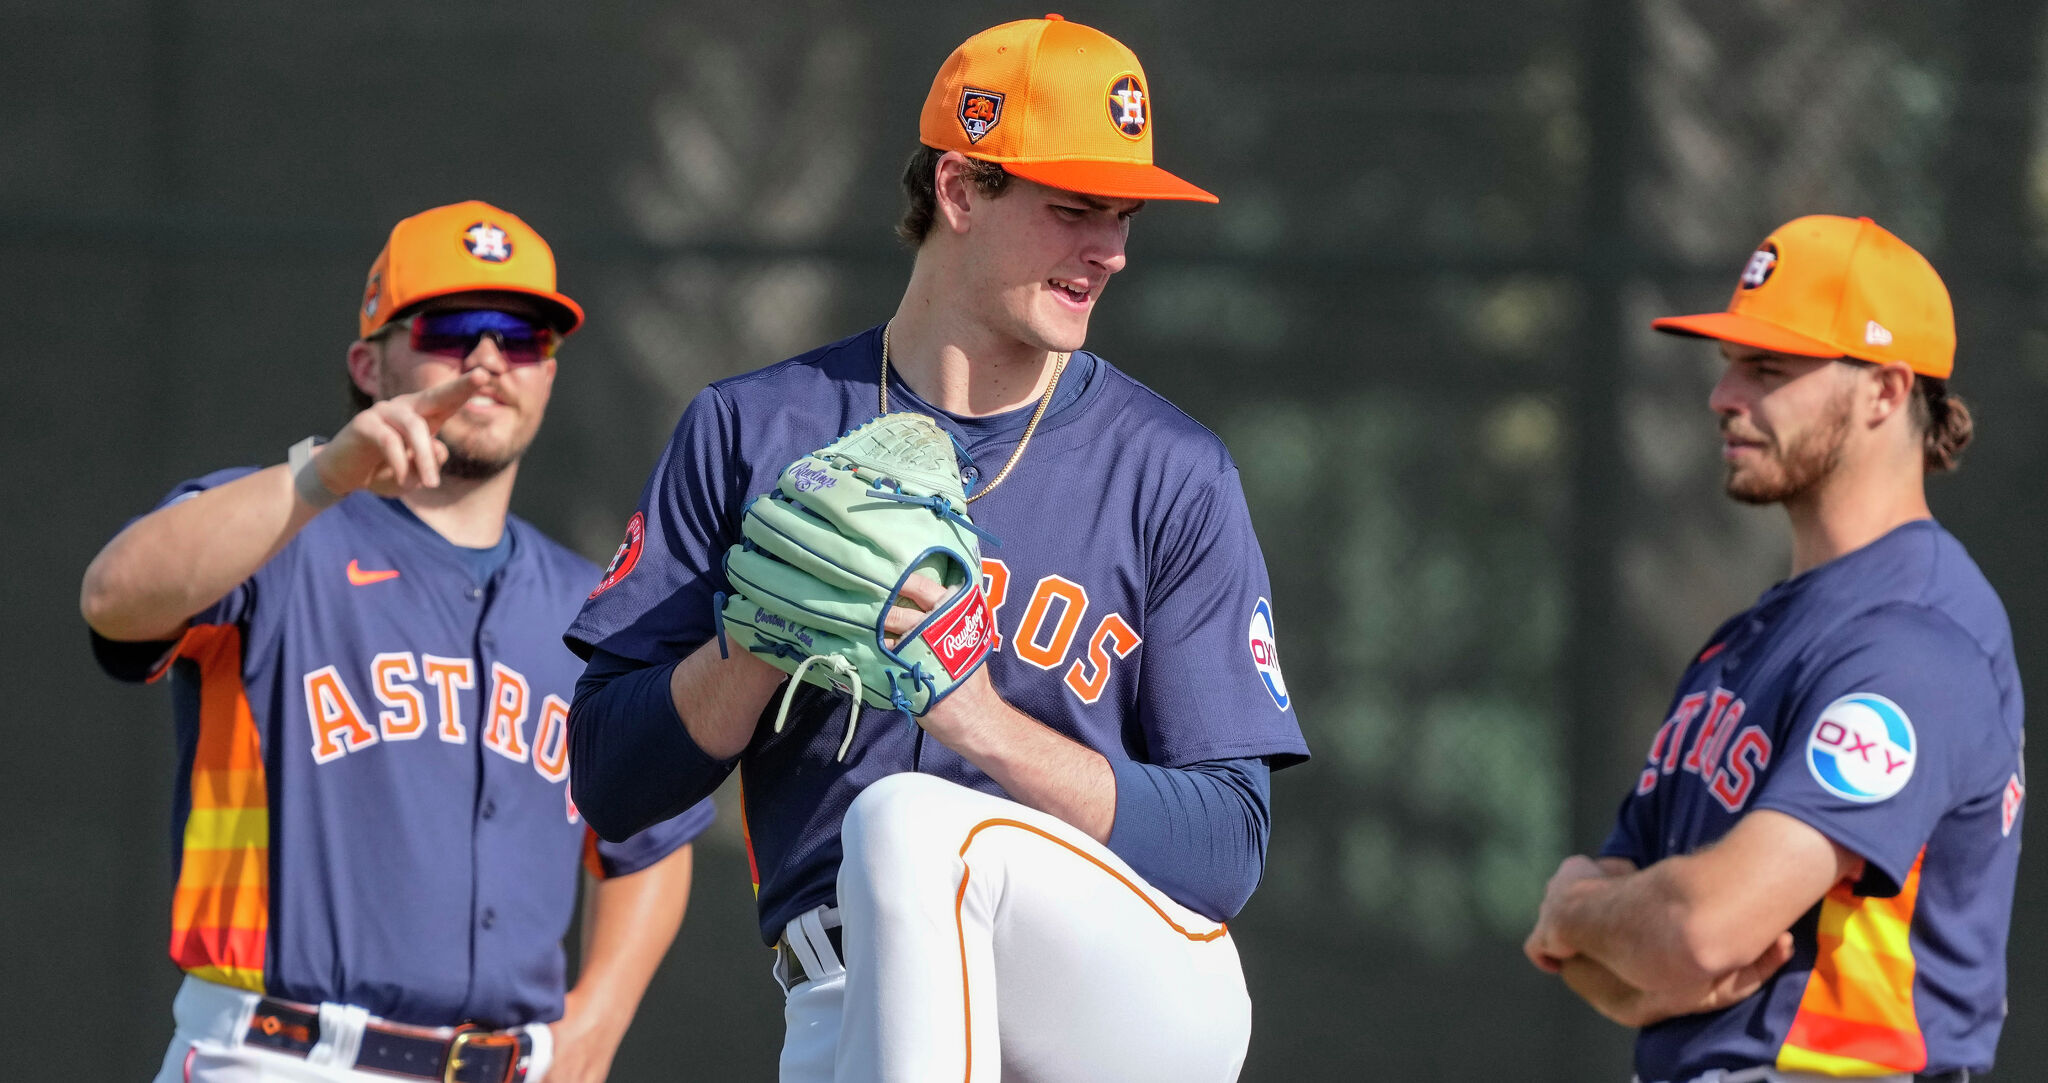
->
xmin=776 ymin=771 xmax=1252 ymax=1082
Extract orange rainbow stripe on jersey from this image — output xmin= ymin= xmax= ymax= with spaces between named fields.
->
xmin=1777 ymin=852 xmax=1927 ymax=1074
xmin=740 ymin=772 xmax=760 ymax=896
xmin=160 ymin=624 xmax=270 ymax=991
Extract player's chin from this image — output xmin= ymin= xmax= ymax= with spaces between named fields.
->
xmin=1028 ymin=304 xmax=1094 ymax=354
xmin=1723 ymin=465 xmax=1790 ymax=505
xmin=440 ymin=428 xmax=535 ymax=479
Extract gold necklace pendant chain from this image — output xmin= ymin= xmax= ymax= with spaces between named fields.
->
xmin=879 ymin=321 xmax=1067 ymax=504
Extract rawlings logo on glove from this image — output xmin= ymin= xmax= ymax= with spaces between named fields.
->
xmin=717 ymin=412 xmax=1000 ymax=759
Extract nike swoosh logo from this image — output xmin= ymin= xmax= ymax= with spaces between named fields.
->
xmin=346 ymin=560 xmax=401 ymax=586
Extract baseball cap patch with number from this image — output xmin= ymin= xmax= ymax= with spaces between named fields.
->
xmin=958 ymin=88 xmax=1005 ymax=143
xmin=918 ymin=15 xmax=1216 ymax=202
xmin=358 ymin=200 xmax=584 ymax=338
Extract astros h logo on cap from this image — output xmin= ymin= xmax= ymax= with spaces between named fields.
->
xmin=919 ymin=14 xmax=1217 ymax=203
xmin=358 ymin=200 xmax=585 ymax=340
xmin=1652 ymin=215 xmax=1955 ymax=379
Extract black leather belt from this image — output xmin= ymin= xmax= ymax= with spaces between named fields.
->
xmin=243 ymin=998 xmax=532 ymax=1083
xmin=777 ymin=923 xmax=845 ymax=986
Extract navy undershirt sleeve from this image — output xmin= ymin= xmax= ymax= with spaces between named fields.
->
xmin=1105 ymin=756 xmax=1272 ymax=921
xmin=569 ymin=645 xmax=740 ymax=842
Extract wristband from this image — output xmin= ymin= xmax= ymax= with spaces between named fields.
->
xmin=288 ymin=436 xmax=342 ymax=510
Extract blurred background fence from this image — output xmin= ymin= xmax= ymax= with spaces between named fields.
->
xmin=7 ymin=1 xmax=2047 ymax=1078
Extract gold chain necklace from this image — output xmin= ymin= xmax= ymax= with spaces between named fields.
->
xmin=880 ymin=321 xmax=1067 ymax=504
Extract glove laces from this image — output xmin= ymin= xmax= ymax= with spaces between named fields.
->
xmin=771 ymin=650 xmax=867 ymax=762
xmin=865 ymin=481 xmax=1003 ymax=548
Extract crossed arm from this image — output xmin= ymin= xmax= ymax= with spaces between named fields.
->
xmin=1524 ymin=810 xmax=1863 ymax=1027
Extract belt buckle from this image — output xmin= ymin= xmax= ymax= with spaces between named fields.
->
xmin=444 ymin=1028 xmax=520 ymax=1083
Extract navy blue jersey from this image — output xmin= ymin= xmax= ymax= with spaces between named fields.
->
xmin=1602 ymin=521 xmax=2022 ymax=1080
xmin=94 ymin=471 xmax=712 ymax=1028
xmin=567 ymin=325 xmax=1310 ymax=943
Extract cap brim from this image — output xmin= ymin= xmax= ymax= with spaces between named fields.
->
xmin=1650 ymin=312 xmax=1840 ymax=357
xmin=394 ymin=282 xmax=586 ymax=335
xmin=1001 ymin=159 xmax=1218 ymax=203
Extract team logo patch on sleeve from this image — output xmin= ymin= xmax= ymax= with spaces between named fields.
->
xmin=958 ymin=88 xmax=1004 ymax=144
xmin=2004 ymin=773 xmax=2025 ymax=837
xmin=1805 ymin=693 xmax=1916 ymax=803
xmin=588 ymin=512 xmax=645 ymax=599
xmin=1249 ymin=598 xmax=1289 ymax=711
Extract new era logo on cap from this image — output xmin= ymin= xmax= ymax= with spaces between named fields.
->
xmin=1865 ymin=320 xmax=1894 ymax=346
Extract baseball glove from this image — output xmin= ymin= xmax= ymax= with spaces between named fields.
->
xmin=719 ymin=412 xmax=1000 ymax=759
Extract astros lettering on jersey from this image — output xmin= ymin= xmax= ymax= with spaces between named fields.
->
xmin=567 ymin=327 xmax=1310 ymax=944
xmin=1605 ymin=521 xmax=2021 ymax=1079
xmin=97 ymin=471 xmax=709 ymax=1026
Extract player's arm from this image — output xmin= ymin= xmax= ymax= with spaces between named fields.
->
xmin=1543 ymin=857 xmax=1799 ymax=1026
xmin=883 ymin=574 xmax=1118 ymax=839
xmin=568 ymin=644 xmax=780 ymax=842
xmin=547 ymin=843 xmax=695 ymax=1083
xmin=1527 ymin=810 xmax=1860 ymax=993
xmin=1560 ymin=935 xmax=1795 ymax=1028
xmin=80 ymin=369 xmax=488 ymax=641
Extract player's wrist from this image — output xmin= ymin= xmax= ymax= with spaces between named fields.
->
xmin=914 ymin=669 xmax=1004 ymax=746
xmin=287 ymin=436 xmax=344 ymax=510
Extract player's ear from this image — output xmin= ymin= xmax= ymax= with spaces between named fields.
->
xmin=932 ymin=152 xmax=978 ymax=236
xmin=346 ymin=340 xmax=383 ymax=403
xmin=1867 ymin=361 xmax=1915 ymax=426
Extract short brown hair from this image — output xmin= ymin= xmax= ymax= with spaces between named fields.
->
xmin=1910 ymin=376 xmax=1973 ymax=473
xmin=897 ymin=145 xmax=1013 ymax=246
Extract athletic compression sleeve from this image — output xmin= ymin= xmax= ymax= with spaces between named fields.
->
xmin=1105 ymin=756 xmax=1272 ymax=922
xmin=569 ymin=646 xmax=736 ymax=843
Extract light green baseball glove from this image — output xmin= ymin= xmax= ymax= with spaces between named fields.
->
xmin=719 ymin=412 xmax=1000 ymax=758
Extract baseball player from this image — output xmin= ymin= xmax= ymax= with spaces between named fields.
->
xmin=564 ymin=15 xmax=1309 ymax=1082
xmin=1523 ymin=216 xmax=2019 ymax=1083
xmin=80 ymin=201 xmax=714 ymax=1083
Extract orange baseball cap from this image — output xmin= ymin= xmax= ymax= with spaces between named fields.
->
xmin=358 ymin=200 xmax=585 ymax=339
xmin=1651 ymin=215 xmax=1954 ymax=378
xmin=918 ymin=14 xmax=1217 ymax=203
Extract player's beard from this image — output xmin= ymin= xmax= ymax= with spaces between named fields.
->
xmin=438 ymin=428 xmax=532 ymax=480
xmin=1722 ymin=389 xmax=1853 ymax=505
